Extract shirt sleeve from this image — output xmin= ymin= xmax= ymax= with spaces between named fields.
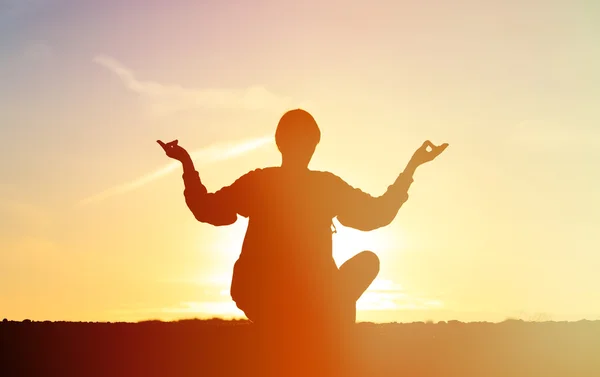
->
xmin=329 ymin=172 xmax=413 ymax=231
xmin=182 ymin=169 xmax=258 ymax=226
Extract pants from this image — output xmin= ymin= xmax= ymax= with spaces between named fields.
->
xmin=233 ymin=250 xmax=380 ymax=326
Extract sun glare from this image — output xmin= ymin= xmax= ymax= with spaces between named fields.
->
xmin=186 ymin=218 xmax=406 ymax=318
xmin=332 ymin=223 xmax=401 ymax=265
xmin=198 ymin=218 xmax=404 ymax=269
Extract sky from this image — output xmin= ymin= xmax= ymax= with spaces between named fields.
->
xmin=1 ymin=0 xmax=599 ymax=323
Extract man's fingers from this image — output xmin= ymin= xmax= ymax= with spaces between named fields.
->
xmin=424 ymin=140 xmax=436 ymax=152
xmin=416 ymin=141 xmax=448 ymax=162
xmin=431 ymin=143 xmax=449 ymax=158
xmin=157 ymin=140 xmax=180 ymax=154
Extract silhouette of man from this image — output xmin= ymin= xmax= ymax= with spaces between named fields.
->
xmin=158 ymin=109 xmax=448 ymax=328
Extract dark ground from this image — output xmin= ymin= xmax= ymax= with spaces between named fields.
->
xmin=1 ymin=318 xmax=599 ymax=377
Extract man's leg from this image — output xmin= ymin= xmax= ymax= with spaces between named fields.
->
xmin=338 ymin=250 xmax=380 ymax=324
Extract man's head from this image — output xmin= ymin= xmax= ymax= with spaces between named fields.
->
xmin=275 ymin=109 xmax=320 ymax=168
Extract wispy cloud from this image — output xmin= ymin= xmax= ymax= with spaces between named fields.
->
xmin=112 ymin=284 xmax=444 ymax=321
xmin=93 ymin=54 xmax=300 ymax=114
xmin=161 ymin=276 xmax=444 ymax=313
xmin=108 ymin=277 xmax=444 ymax=321
xmin=79 ymin=135 xmax=272 ymax=206
xmin=358 ymin=278 xmax=444 ymax=311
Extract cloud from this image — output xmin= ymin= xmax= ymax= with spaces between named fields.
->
xmin=109 ymin=278 xmax=444 ymax=321
xmin=160 ymin=277 xmax=444 ymax=314
xmin=78 ymin=135 xmax=272 ymax=206
xmin=93 ymin=55 xmax=301 ymax=114
xmin=358 ymin=278 xmax=444 ymax=311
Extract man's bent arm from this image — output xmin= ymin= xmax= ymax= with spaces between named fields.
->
xmin=334 ymin=161 xmax=417 ymax=231
xmin=181 ymin=159 xmax=244 ymax=226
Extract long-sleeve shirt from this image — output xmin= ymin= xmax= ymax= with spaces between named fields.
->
xmin=182 ymin=166 xmax=413 ymax=306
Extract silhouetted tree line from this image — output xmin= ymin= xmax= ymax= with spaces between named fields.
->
xmin=1 ymin=318 xmax=600 ymax=377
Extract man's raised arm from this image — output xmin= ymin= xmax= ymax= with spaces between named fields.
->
xmin=333 ymin=140 xmax=448 ymax=231
xmin=158 ymin=139 xmax=254 ymax=226
xmin=331 ymin=169 xmax=414 ymax=231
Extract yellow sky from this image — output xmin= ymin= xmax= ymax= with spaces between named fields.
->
xmin=1 ymin=0 xmax=600 ymax=323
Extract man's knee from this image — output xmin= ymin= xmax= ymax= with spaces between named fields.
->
xmin=359 ymin=250 xmax=380 ymax=277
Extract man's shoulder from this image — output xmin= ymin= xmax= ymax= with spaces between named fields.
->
xmin=240 ymin=167 xmax=343 ymax=185
xmin=239 ymin=166 xmax=278 ymax=181
xmin=309 ymin=169 xmax=341 ymax=179
xmin=309 ymin=169 xmax=346 ymax=187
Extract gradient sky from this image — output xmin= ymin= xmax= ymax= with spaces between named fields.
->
xmin=1 ymin=0 xmax=599 ymax=323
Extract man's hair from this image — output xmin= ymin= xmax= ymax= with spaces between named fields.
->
xmin=275 ymin=109 xmax=321 ymax=150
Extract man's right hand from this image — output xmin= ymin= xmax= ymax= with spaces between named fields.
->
xmin=157 ymin=140 xmax=191 ymax=163
xmin=409 ymin=140 xmax=449 ymax=167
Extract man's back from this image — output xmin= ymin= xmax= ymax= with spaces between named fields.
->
xmin=195 ymin=166 xmax=409 ymax=317
xmin=238 ymin=167 xmax=338 ymax=266
xmin=181 ymin=157 xmax=412 ymax=323
xmin=184 ymin=164 xmax=411 ymax=265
